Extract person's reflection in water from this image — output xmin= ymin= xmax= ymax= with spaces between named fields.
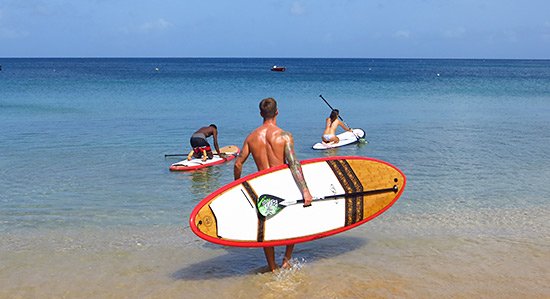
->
xmin=188 ymin=167 xmax=221 ymax=197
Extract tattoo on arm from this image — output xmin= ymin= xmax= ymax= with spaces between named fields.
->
xmin=283 ymin=132 xmax=310 ymax=195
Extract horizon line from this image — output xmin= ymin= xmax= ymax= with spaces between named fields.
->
xmin=1 ymin=56 xmax=549 ymax=61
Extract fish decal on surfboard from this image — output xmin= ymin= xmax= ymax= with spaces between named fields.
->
xmin=189 ymin=156 xmax=406 ymax=247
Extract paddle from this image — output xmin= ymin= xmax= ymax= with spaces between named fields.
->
xmin=319 ymin=94 xmax=365 ymax=143
xmin=257 ymin=185 xmax=398 ymax=217
xmin=165 ymin=154 xmax=186 ymax=157
xmin=164 ymin=151 xmax=236 ymax=158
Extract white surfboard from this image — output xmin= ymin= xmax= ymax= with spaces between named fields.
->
xmin=312 ymin=128 xmax=366 ymax=150
xmin=189 ymin=156 xmax=406 ymax=247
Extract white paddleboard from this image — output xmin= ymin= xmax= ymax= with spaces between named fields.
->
xmin=189 ymin=156 xmax=406 ymax=247
xmin=312 ymin=128 xmax=366 ymax=150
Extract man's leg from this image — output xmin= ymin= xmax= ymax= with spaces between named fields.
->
xmin=282 ymin=244 xmax=294 ymax=269
xmin=263 ymin=247 xmax=278 ymax=272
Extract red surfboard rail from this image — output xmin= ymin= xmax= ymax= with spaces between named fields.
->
xmin=189 ymin=156 xmax=406 ymax=247
xmin=169 ymin=147 xmax=240 ymax=171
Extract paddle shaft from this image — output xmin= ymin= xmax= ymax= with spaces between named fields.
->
xmin=319 ymin=94 xmax=348 ymax=126
xmin=288 ymin=185 xmax=398 ymax=205
xmin=165 ymin=151 xmax=230 ymax=157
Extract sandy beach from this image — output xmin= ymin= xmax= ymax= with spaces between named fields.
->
xmin=1 ymin=204 xmax=548 ymax=298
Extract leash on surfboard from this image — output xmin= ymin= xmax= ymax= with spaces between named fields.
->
xmin=319 ymin=94 xmax=366 ymax=143
xmin=257 ymin=185 xmax=398 ymax=217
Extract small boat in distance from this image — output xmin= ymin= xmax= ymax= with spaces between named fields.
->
xmin=271 ymin=65 xmax=286 ymax=72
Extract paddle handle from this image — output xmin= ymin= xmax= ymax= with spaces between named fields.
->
xmin=289 ymin=185 xmax=398 ymax=205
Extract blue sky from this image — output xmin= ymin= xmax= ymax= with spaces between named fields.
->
xmin=0 ymin=0 xmax=549 ymax=58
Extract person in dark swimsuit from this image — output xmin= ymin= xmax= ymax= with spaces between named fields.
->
xmin=187 ymin=124 xmax=222 ymax=161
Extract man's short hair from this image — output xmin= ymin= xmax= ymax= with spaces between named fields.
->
xmin=209 ymin=124 xmax=217 ymax=129
xmin=259 ymin=97 xmax=277 ymax=119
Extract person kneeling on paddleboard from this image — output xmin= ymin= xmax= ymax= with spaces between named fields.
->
xmin=234 ymin=97 xmax=313 ymax=272
xmin=187 ymin=124 xmax=223 ymax=162
xmin=322 ymin=109 xmax=353 ymax=144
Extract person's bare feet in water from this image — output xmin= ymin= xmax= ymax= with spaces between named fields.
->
xmin=281 ymin=245 xmax=294 ymax=269
xmin=281 ymin=257 xmax=292 ymax=269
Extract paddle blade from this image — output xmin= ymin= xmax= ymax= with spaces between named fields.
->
xmin=257 ymin=194 xmax=286 ymax=217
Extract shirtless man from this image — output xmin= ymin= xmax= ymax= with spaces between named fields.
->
xmin=187 ymin=124 xmax=222 ymax=162
xmin=234 ymin=97 xmax=313 ymax=272
xmin=322 ymin=109 xmax=353 ymax=144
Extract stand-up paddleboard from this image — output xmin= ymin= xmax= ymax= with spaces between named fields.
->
xmin=190 ymin=156 xmax=406 ymax=247
xmin=312 ymin=128 xmax=366 ymax=150
xmin=170 ymin=145 xmax=240 ymax=171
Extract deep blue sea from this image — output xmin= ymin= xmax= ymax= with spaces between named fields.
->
xmin=1 ymin=58 xmax=549 ymax=297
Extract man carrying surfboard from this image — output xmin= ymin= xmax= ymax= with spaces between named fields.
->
xmin=234 ymin=97 xmax=313 ymax=272
xmin=187 ymin=124 xmax=223 ymax=162
xmin=322 ymin=109 xmax=353 ymax=144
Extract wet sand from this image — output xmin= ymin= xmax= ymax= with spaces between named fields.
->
xmin=1 ymin=206 xmax=548 ymax=298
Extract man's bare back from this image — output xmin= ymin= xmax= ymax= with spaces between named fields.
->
xmin=234 ymin=119 xmax=298 ymax=178
xmin=233 ymin=97 xmax=313 ymax=272
xmin=194 ymin=126 xmax=215 ymax=138
xmin=246 ymin=123 xmax=287 ymax=170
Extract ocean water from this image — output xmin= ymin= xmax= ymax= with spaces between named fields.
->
xmin=0 ymin=58 xmax=549 ymax=298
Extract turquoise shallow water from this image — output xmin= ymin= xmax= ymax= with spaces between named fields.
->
xmin=1 ymin=58 xmax=548 ymax=229
xmin=0 ymin=58 xmax=549 ymax=297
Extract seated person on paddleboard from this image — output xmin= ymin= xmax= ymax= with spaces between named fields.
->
xmin=187 ymin=124 xmax=224 ymax=162
xmin=322 ymin=109 xmax=353 ymax=144
xmin=234 ymin=97 xmax=313 ymax=272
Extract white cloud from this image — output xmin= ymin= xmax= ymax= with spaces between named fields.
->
xmin=394 ymin=30 xmax=410 ymax=39
xmin=544 ymin=21 xmax=550 ymax=41
xmin=290 ymin=2 xmax=305 ymax=15
xmin=118 ymin=18 xmax=173 ymax=35
xmin=443 ymin=27 xmax=466 ymax=39
xmin=0 ymin=9 xmax=29 ymax=39
xmin=139 ymin=18 xmax=172 ymax=33
xmin=323 ymin=32 xmax=333 ymax=43
xmin=0 ymin=27 xmax=29 ymax=39
xmin=502 ymin=29 xmax=518 ymax=43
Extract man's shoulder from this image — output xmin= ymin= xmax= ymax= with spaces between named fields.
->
xmin=202 ymin=126 xmax=217 ymax=136
xmin=246 ymin=125 xmax=289 ymax=141
xmin=244 ymin=128 xmax=260 ymax=143
xmin=279 ymin=130 xmax=292 ymax=138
